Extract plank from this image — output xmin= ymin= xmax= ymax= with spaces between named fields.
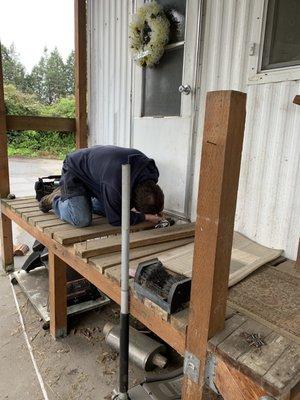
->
xmin=238 ymin=331 xmax=291 ymax=376
xmin=49 ymin=252 xmax=67 ymax=338
xmin=264 ymin=343 xmax=300 ymax=392
xmin=6 ymin=115 xmax=76 ymax=132
xmin=28 ymin=214 xmax=58 ymax=225
xmin=0 ymin=46 xmax=13 ymax=271
xmin=90 ymin=238 xmax=194 ymax=273
xmin=74 ymin=0 xmax=87 ymax=148
xmin=44 ymin=223 xmax=83 ymax=238
xmin=36 ymin=219 xmax=70 ymax=230
xmin=22 ymin=210 xmax=46 ymax=221
xmin=37 ymin=214 xmax=103 ymax=233
xmin=3 ymin=196 xmax=35 ymax=204
xmin=74 ymin=223 xmax=195 ymax=258
xmin=20 ymin=206 xmax=40 ymax=214
xmin=105 ymin=241 xmax=195 ymax=282
xmin=217 ymin=318 xmax=272 ymax=361
xmin=208 ymin=314 xmax=248 ymax=351
xmin=53 ymin=220 xmax=154 ymax=245
xmin=11 ymin=201 xmax=38 ymax=209
xmin=182 ymin=91 xmax=246 ymax=400
xmin=171 ymin=308 xmax=189 ymax=333
xmin=215 ymin=357 xmax=267 ymax=400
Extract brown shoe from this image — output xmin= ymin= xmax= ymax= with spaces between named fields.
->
xmin=39 ymin=187 xmax=61 ymax=213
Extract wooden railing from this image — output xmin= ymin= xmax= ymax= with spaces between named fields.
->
xmin=6 ymin=115 xmax=76 ymax=132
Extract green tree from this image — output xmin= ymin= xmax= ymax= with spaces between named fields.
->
xmin=30 ymin=47 xmax=49 ymax=103
xmin=44 ymin=96 xmax=75 ymax=118
xmin=1 ymin=43 xmax=27 ymax=91
xmin=45 ymin=47 xmax=68 ymax=104
xmin=65 ymin=50 xmax=75 ymax=96
xmin=4 ymin=83 xmax=42 ymax=116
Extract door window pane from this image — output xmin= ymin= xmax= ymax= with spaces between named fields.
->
xmin=262 ymin=0 xmax=300 ymax=70
xmin=142 ymin=47 xmax=183 ymax=116
xmin=142 ymin=0 xmax=186 ymax=117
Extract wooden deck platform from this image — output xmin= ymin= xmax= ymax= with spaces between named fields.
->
xmin=1 ymin=196 xmax=299 ymax=399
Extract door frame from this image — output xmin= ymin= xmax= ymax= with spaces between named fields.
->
xmin=130 ymin=0 xmax=204 ymax=220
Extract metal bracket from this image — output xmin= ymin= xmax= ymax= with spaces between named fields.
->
xmin=204 ymin=354 xmax=219 ymax=394
xmin=184 ymin=351 xmax=200 ymax=384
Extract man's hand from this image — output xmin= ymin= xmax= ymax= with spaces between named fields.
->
xmin=145 ymin=214 xmax=161 ymax=225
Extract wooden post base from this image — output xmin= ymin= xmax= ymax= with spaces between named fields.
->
xmin=0 ymin=212 xmax=14 ymax=272
xmin=49 ymin=251 xmax=67 ymax=338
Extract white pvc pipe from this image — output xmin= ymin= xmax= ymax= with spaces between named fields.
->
xmin=121 ymin=163 xmax=130 ymax=314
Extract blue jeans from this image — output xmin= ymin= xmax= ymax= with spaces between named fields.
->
xmin=52 ymin=195 xmax=104 ymax=227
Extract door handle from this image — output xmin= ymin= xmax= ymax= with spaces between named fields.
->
xmin=178 ymin=84 xmax=191 ymax=95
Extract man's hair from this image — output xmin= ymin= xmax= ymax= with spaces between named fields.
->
xmin=133 ymin=180 xmax=164 ymax=215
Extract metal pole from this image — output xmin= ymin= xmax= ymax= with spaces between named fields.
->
xmin=118 ymin=163 xmax=130 ymax=398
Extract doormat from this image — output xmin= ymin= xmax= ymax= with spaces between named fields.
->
xmin=228 ymin=265 xmax=300 ymax=343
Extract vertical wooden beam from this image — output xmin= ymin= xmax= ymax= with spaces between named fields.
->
xmin=49 ymin=251 xmax=67 ymax=338
xmin=182 ymin=91 xmax=246 ymax=400
xmin=74 ymin=0 xmax=88 ymax=149
xmin=0 ymin=44 xmax=13 ymax=271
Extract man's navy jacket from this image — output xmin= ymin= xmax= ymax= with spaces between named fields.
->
xmin=60 ymin=145 xmax=160 ymax=226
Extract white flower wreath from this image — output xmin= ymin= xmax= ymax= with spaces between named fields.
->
xmin=129 ymin=2 xmax=170 ymax=68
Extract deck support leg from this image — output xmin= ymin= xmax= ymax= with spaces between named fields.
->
xmin=0 ymin=213 xmax=14 ymax=272
xmin=0 ymin=45 xmax=13 ymax=272
xmin=182 ymin=91 xmax=246 ymax=400
xmin=49 ymin=252 xmax=67 ymax=338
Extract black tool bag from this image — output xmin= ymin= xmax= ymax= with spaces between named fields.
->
xmin=34 ymin=175 xmax=61 ymax=201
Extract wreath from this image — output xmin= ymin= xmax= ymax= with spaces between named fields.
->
xmin=129 ymin=2 xmax=170 ymax=68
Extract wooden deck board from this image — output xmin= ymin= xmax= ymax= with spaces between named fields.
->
xmin=22 ymin=210 xmax=47 ymax=221
xmin=74 ymin=223 xmax=195 ymax=258
xmin=36 ymin=219 xmax=69 ymax=230
xmin=263 ymin=343 xmax=300 ymax=391
xmin=53 ymin=220 xmax=155 ymax=245
xmin=216 ymin=318 xmax=272 ymax=361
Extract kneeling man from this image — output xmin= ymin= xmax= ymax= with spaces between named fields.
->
xmin=39 ymin=145 xmax=164 ymax=227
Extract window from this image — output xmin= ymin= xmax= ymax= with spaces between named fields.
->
xmin=142 ymin=0 xmax=186 ymax=117
xmin=262 ymin=0 xmax=300 ymax=70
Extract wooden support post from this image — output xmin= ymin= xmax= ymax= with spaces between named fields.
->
xmin=0 ymin=44 xmax=13 ymax=271
xmin=49 ymin=252 xmax=67 ymax=338
xmin=74 ymin=0 xmax=88 ymax=149
xmin=182 ymin=91 xmax=246 ymax=399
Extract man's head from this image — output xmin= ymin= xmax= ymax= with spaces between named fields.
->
xmin=133 ymin=180 xmax=164 ymax=215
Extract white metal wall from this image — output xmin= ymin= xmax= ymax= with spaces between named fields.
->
xmin=190 ymin=0 xmax=300 ymax=259
xmin=87 ymin=0 xmax=132 ymax=147
xmin=87 ymin=0 xmax=300 ymax=259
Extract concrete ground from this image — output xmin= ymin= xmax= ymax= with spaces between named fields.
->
xmin=0 ymin=158 xmax=150 ymax=400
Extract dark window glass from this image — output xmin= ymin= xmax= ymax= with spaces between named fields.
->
xmin=142 ymin=47 xmax=184 ymax=116
xmin=262 ymin=0 xmax=300 ymax=70
xmin=142 ymin=0 xmax=186 ymax=117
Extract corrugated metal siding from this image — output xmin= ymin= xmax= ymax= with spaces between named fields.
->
xmin=191 ymin=0 xmax=300 ymax=259
xmin=87 ymin=0 xmax=131 ymax=147
xmin=87 ymin=0 xmax=299 ymax=259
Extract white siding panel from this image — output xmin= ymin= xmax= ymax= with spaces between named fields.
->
xmin=87 ymin=0 xmax=131 ymax=147
xmin=87 ymin=0 xmax=299 ymax=259
xmin=191 ymin=0 xmax=300 ymax=259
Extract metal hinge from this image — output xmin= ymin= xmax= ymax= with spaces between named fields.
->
xmin=184 ymin=351 xmax=200 ymax=384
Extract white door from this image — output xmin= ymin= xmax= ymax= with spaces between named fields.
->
xmin=131 ymin=0 xmax=201 ymax=218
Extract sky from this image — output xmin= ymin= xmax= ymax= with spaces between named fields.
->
xmin=0 ymin=0 xmax=74 ymax=72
